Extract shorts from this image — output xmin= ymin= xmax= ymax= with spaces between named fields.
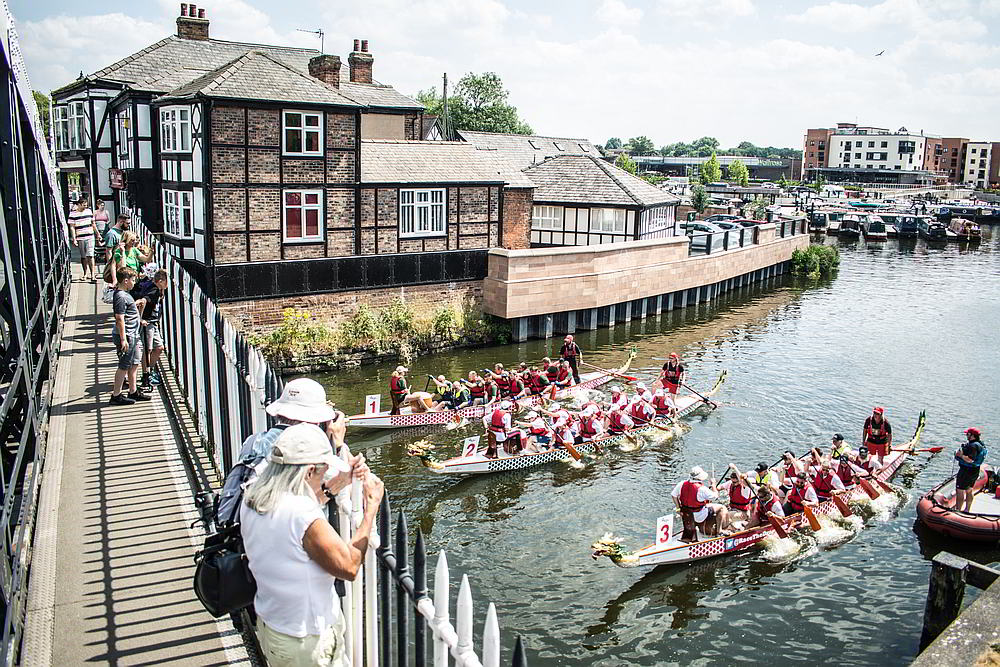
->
xmin=956 ymin=466 xmax=980 ymax=491
xmin=665 ymin=381 xmax=679 ymax=395
xmin=257 ymin=615 xmax=348 ymax=667
xmin=113 ymin=334 xmax=142 ymax=370
xmin=867 ymin=441 xmax=889 ymax=457
xmin=534 ymin=434 xmax=551 ymax=445
xmin=77 ymin=236 xmax=95 ymax=258
xmin=144 ymin=322 xmax=164 ymax=350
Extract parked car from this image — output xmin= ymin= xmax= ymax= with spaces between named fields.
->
xmin=731 ymin=218 xmax=766 ymax=227
xmin=681 ymin=221 xmax=726 ymax=252
xmin=712 ymin=221 xmax=743 ymax=231
xmin=760 ymin=182 xmax=778 ymax=189
xmin=707 ymin=182 xmax=728 ymax=188
xmin=705 ymin=214 xmax=739 ymax=223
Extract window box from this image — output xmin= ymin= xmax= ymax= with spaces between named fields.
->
xmin=532 ymin=205 xmax=563 ymax=230
xmin=282 ymin=111 xmax=323 ymax=156
xmin=160 ymin=106 xmax=192 ymax=153
xmin=283 ymin=189 xmax=324 ymax=243
xmin=400 ymin=188 xmax=446 ymax=238
xmin=591 ymin=208 xmax=626 ymax=234
xmin=163 ymin=189 xmax=193 ymax=239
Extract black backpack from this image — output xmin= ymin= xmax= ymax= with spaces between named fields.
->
xmin=193 ymin=487 xmax=257 ymax=617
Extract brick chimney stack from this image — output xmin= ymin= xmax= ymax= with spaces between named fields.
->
xmin=348 ymin=39 xmax=373 ymax=84
xmin=309 ymin=55 xmax=342 ymax=88
xmin=177 ymin=3 xmax=210 ymax=41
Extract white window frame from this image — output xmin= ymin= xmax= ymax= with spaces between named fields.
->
xmin=282 ymin=188 xmax=324 ymax=243
xmin=532 ymin=205 xmax=562 ymax=230
xmin=399 ymin=188 xmax=446 ymax=238
xmin=160 ymin=106 xmax=192 ymax=153
xmin=162 ymin=188 xmax=193 ymax=239
xmin=590 ymin=207 xmax=626 ymax=234
xmin=54 ymin=105 xmax=69 ymax=151
xmin=117 ymin=107 xmax=132 ymax=159
xmin=55 ymin=102 xmax=87 ymax=151
xmin=282 ymin=110 xmax=323 ymax=157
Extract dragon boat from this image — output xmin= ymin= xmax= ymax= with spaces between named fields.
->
xmin=408 ymin=372 xmax=727 ymax=475
xmin=591 ymin=411 xmax=925 ymax=568
xmin=346 ymin=351 xmax=636 ymax=430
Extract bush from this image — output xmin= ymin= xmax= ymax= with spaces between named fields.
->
xmin=248 ymin=308 xmax=338 ymax=364
xmin=791 ymin=244 xmax=840 ymax=279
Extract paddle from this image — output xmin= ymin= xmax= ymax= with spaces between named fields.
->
xmin=832 ymin=493 xmax=853 ymax=517
xmin=768 ymin=515 xmax=790 ymax=539
xmin=579 ymin=360 xmax=639 ymax=382
xmin=802 ymin=505 xmax=822 ymax=531
xmin=633 ymin=415 xmax=676 ymax=434
xmin=892 ymin=446 xmax=943 ymax=454
xmin=857 ymin=477 xmax=880 ymax=500
xmin=682 ymin=382 xmax=718 ymax=409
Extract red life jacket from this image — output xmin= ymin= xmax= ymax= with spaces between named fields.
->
xmin=812 ymin=471 xmax=836 ymax=498
xmin=784 ymin=461 xmax=799 ymax=483
xmin=530 ymin=374 xmax=546 ymax=391
xmin=865 ymin=417 xmax=890 ymax=445
xmin=509 ymin=377 xmax=524 ymax=395
xmin=857 ymin=457 xmax=877 ymax=474
xmin=755 ymin=496 xmax=781 ymax=521
xmin=664 ymin=363 xmax=683 ymax=383
xmin=729 ymin=483 xmax=753 ymax=510
xmin=556 ymin=367 xmax=569 ymax=382
xmin=579 ymin=417 xmax=599 ymax=438
xmin=495 ymin=375 xmax=510 ymax=395
xmin=679 ymin=480 xmax=706 ymax=511
xmin=546 ymin=365 xmax=559 ymax=382
xmin=389 ymin=375 xmax=407 ymax=397
xmin=608 ymin=412 xmax=628 ymax=434
xmin=488 ymin=409 xmax=507 ymax=433
xmin=836 ymin=463 xmax=854 ymax=485
xmin=469 ymin=381 xmax=486 ymax=398
xmin=629 ymin=402 xmax=648 ymax=422
xmin=652 ymin=394 xmax=672 ymax=415
xmin=529 ymin=421 xmax=548 ymax=436
xmin=785 ymin=483 xmax=813 ymax=512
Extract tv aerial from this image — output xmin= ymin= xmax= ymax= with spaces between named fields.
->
xmin=296 ymin=28 xmax=325 ymax=54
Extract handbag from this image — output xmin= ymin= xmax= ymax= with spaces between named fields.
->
xmin=193 ymin=490 xmax=257 ymax=617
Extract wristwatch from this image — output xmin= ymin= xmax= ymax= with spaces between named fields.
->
xmin=321 ymin=483 xmax=335 ymax=500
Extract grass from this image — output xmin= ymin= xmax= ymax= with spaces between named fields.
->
xmin=791 ymin=244 xmax=840 ymax=279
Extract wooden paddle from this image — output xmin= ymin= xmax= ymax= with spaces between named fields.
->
xmin=874 ymin=478 xmax=895 ymax=494
xmin=832 ymin=493 xmax=853 ymax=517
xmin=633 ymin=416 xmax=676 ymax=434
xmin=768 ymin=515 xmax=790 ymax=539
xmin=802 ymin=505 xmax=822 ymax=531
xmin=563 ymin=439 xmax=583 ymax=461
xmin=579 ymin=360 xmax=639 ymax=382
xmin=892 ymin=446 xmax=943 ymax=454
xmin=857 ymin=477 xmax=880 ymax=500
xmin=681 ymin=382 xmax=718 ymax=409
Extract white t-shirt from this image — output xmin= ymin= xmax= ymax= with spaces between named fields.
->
xmin=637 ymin=389 xmax=654 ymax=403
xmin=610 ymin=394 xmax=628 ymax=411
xmin=483 ymin=411 xmax=512 ymax=442
xmin=241 ymin=493 xmax=341 ymax=638
xmin=671 ymin=480 xmax=718 ymax=523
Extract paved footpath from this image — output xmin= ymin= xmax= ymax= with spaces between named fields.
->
xmin=22 ymin=265 xmax=250 ymax=666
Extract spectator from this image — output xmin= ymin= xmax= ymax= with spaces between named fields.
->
xmin=68 ymin=198 xmax=99 ymax=282
xmin=134 ymin=269 xmax=168 ymax=390
xmin=241 ymin=423 xmax=383 ymax=667
xmin=109 ymin=268 xmax=150 ymax=405
xmin=109 ymin=231 xmax=154 ymax=285
xmin=103 ymin=214 xmax=130 ymax=262
xmin=93 ymin=200 xmax=111 ymax=236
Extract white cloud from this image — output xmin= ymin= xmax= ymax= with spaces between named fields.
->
xmin=596 ymin=0 xmax=644 ymax=27
xmin=658 ymin=0 xmax=755 ymax=21
xmin=982 ymin=0 xmax=1000 ymax=15
xmin=789 ymin=0 xmax=987 ymax=38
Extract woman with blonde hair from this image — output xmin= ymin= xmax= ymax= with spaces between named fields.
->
xmin=109 ymin=230 xmax=154 ymax=285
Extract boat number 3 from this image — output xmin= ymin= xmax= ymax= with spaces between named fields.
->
xmin=656 ymin=515 xmax=673 ymax=544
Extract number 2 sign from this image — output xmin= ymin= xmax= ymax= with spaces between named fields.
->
xmin=365 ymin=394 xmax=381 ymax=415
xmin=462 ymin=436 xmax=481 ymax=458
xmin=656 ymin=514 xmax=673 ymax=544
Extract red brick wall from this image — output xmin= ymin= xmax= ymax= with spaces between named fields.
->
xmin=219 ymin=280 xmax=483 ymax=332
xmin=501 ymin=187 xmax=533 ymax=249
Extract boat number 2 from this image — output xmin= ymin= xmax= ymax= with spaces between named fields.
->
xmin=365 ymin=394 xmax=381 ymax=415
xmin=462 ymin=436 xmax=481 ymax=458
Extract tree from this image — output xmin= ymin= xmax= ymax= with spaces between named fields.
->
xmin=700 ymin=152 xmax=722 ymax=184
xmin=416 ymin=72 xmax=533 ymax=136
xmin=32 ymin=91 xmax=51 ymax=141
xmin=615 ymin=153 xmax=638 ymax=175
xmin=692 ymin=136 xmax=720 ymax=157
xmin=749 ymin=196 xmax=769 ymax=220
xmin=778 ymin=174 xmax=788 ymax=189
xmin=728 ymin=159 xmax=749 ymax=187
xmin=605 ymin=137 xmax=622 ymax=150
xmin=625 ymin=136 xmax=656 ymax=155
xmin=691 ymin=185 xmax=709 ymax=214
xmin=812 ymin=173 xmax=826 ymax=194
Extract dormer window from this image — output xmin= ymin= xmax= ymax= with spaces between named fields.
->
xmin=160 ymin=106 xmax=191 ymax=153
xmin=283 ymin=111 xmax=323 ymax=156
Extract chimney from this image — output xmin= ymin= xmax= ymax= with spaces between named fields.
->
xmin=348 ymin=38 xmax=373 ymax=84
xmin=177 ymin=3 xmax=210 ymax=40
xmin=309 ymin=55 xmax=342 ymax=88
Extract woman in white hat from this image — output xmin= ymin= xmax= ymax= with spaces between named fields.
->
xmin=242 ymin=423 xmax=383 ymax=667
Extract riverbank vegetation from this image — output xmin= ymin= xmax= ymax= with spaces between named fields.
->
xmin=791 ymin=245 xmax=840 ymax=278
xmin=249 ymin=299 xmax=511 ymax=369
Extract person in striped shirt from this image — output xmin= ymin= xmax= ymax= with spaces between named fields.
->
xmin=68 ymin=198 xmax=99 ymax=281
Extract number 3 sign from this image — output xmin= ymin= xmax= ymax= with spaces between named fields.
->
xmin=656 ymin=515 xmax=673 ymax=544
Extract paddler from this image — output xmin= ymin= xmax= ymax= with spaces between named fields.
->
xmin=578 ymin=406 xmax=605 ymax=444
xmin=451 ymin=378 xmax=473 ymax=409
xmin=954 ymin=427 xmax=987 ymax=513
xmin=834 ymin=454 xmax=857 ymax=489
xmin=526 ymin=367 xmax=550 ymax=396
xmin=746 ymin=486 xmax=785 ymax=528
xmin=508 ymin=371 xmax=528 ymax=401
xmin=483 ymin=374 xmax=500 ymax=406
xmin=516 ymin=411 xmax=552 ymax=453
xmin=782 ymin=471 xmax=819 ymax=516
xmin=608 ymin=386 xmax=628 ymax=412
xmin=853 ymin=445 xmax=882 ymax=476
xmin=542 ymin=402 xmax=571 ymax=430
xmin=635 ymin=382 xmax=653 ymax=404
xmin=720 ymin=468 xmax=755 ymax=524
xmin=485 ymin=365 xmax=510 ymax=397
xmin=830 ymin=433 xmax=851 ymax=459
xmin=862 ymin=407 xmax=893 ymax=464
xmin=659 ymin=353 xmax=685 ymax=395
xmin=811 ymin=460 xmax=845 ymax=501
xmin=483 ymin=400 xmax=522 ymax=458
xmin=780 ymin=451 xmax=805 ymax=492
xmin=671 ymin=466 xmax=725 ymax=542
xmin=752 ymin=462 xmax=781 ymax=496
xmin=652 ymin=387 xmax=676 ymax=418
xmin=559 ymin=335 xmax=583 ymax=384
xmin=629 ymin=395 xmax=656 ymax=426
xmin=461 ymin=371 xmax=488 ymax=406
xmin=540 ymin=357 xmax=553 ymax=374
xmin=545 ymin=358 xmax=561 ymax=386
xmin=606 ymin=406 xmax=636 ymax=436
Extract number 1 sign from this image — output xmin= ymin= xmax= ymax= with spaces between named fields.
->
xmin=364 ymin=394 xmax=381 ymax=415
xmin=656 ymin=514 xmax=673 ymax=545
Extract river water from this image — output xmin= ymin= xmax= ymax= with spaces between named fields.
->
xmin=316 ymin=231 xmax=1000 ymax=666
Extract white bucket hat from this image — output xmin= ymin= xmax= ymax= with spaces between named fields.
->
xmin=690 ymin=466 xmax=709 ymax=481
xmin=266 ymin=378 xmax=337 ymax=423
xmin=268 ymin=423 xmax=351 ymax=472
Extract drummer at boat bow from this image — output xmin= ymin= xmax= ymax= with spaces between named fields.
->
xmin=659 ymin=353 xmax=685 ymax=395
xmin=672 ymin=467 xmax=725 ymax=542
xmin=783 ymin=471 xmax=819 ymax=516
xmin=862 ymin=407 xmax=892 ymax=463
xmin=559 ymin=335 xmax=582 ymax=384
xmin=954 ymin=427 xmax=987 ymax=513
xmin=389 ymin=365 xmax=430 ymax=414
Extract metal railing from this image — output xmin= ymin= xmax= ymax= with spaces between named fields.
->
xmin=687 ymin=225 xmax=759 ymax=256
xmin=777 ymin=218 xmax=807 ymax=238
xmin=0 ymin=3 xmax=71 ymax=663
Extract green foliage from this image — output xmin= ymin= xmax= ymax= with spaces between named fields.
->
xmin=615 ymin=152 xmax=638 ymax=175
xmin=791 ymin=244 xmax=840 ymax=279
xmin=248 ymin=308 xmax=339 ymax=364
xmin=748 ymin=196 xmax=769 ymax=220
xmin=700 ymin=152 xmax=722 ymax=184
xmin=691 ymin=185 xmax=709 ymax=214
xmin=415 ymin=72 xmax=532 ymax=135
xmin=625 ymin=136 xmax=656 ymax=155
xmin=32 ymin=91 xmax=51 ymax=140
xmin=844 ymin=184 xmax=864 ymax=192
xmin=604 ymin=137 xmax=622 ymax=150
xmin=777 ymin=174 xmax=788 ymax=189
xmin=656 ymin=137 xmax=801 ymax=159
xmin=727 ymin=159 xmax=749 ymax=187
xmin=641 ymin=173 xmax=666 ymax=185
xmin=812 ymin=173 xmax=826 ymax=194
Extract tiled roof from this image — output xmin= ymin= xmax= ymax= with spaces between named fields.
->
xmin=457 ymin=130 xmax=602 ymax=169
xmin=523 ymin=154 xmax=680 ymax=207
xmin=361 ymin=140 xmax=535 ymax=187
xmin=159 ymin=51 xmax=359 ymax=106
xmin=58 ymin=35 xmax=422 ymax=109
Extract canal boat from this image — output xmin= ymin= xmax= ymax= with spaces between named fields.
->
xmin=838 ymin=215 xmax=861 ymax=240
xmin=915 ymin=470 xmax=999 ymax=543
xmin=591 ymin=412 xmax=925 ymax=568
xmin=347 ymin=352 xmax=635 ymax=429
xmin=883 ymin=213 xmax=921 ymax=238
xmin=947 ymin=217 xmax=982 ymax=243
xmin=860 ymin=216 xmax=887 ymax=241
xmin=936 ymin=205 xmax=1000 ymax=225
xmin=918 ymin=217 xmax=948 ymax=241
xmin=409 ymin=372 xmax=727 ymax=474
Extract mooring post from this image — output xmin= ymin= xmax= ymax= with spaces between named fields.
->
xmin=920 ymin=551 xmax=968 ymax=650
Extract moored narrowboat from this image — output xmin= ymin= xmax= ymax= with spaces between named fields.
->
xmin=838 ymin=215 xmax=861 ymax=240
xmin=860 ymin=216 xmax=887 ymax=241
xmin=948 ymin=217 xmax=982 ymax=243
xmin=918 ymin=217 xmax=948 ymax=241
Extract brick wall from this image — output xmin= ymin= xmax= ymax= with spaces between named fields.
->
xmin=404 ymin=112 xmax=422 ymax=140
xmin=214 ymin=234 xmax=247 ymax=263
xmin=248 ymin=149 xmax=279 ymax=181
xmin=326 ymin=113 xmax=356 ymax=150
xmin=283 ymin=158 xmax=325 ymax=184
xmin=212 ymin=147 xmax=245 ymax=183
xmin=219 ymin=280 xmax=483 ymax=332
xmin=212 ymin=106 xmax=245 ymax=144
xmin=501 ymin=187 xmax=533 ymax=250
xmin=248 ymin=109 xmax=279 ymax=145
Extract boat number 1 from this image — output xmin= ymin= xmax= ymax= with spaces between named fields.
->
xmin=656 ymin=515 xmax=673 ymax=544
xmin=365 ymin=394 xmax=381 ymax=415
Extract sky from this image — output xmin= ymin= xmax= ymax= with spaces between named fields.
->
xmin=13 ymin=0 xmax=1000 ymax=149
